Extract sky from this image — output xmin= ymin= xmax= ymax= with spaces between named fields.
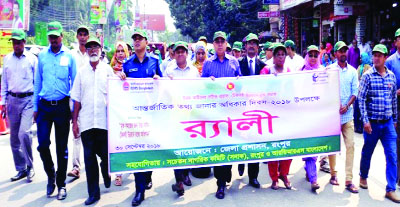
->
xmin=132 ymin=0 xmax=176 ymax=32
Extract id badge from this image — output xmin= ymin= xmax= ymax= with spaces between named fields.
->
xmin=60 ymin=56 xmax=69 ymax=66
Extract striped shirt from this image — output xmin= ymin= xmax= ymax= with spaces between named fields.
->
xmin=328 ymin=62 xmax=359 ymax=124
xmin=358 ymin=66 xmax=397 ymax=123
xmin=201 ymin=54 xmax=241 ymax=78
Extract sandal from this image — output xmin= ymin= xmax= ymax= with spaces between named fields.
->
xmin=345 ymin=183 xmax=359 ymax=194
xmin=115 ymin=175 xmax=122 ymax=186
xmin=329 ymin=176 xmax=339 ymax=185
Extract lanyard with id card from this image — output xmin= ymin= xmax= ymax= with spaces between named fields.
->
xmin=60 ymin=56 xmax=69 ymax=66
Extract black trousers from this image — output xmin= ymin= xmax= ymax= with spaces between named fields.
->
xmin=174 ymin=169 xmax=189 ymax=183
xmin=214 ymin=165 xmax=232 ymax=187
xmin=81 ymin=129 xmax=109 ymax=198
xmin=238 ymin=163 xmax=259 ymax=179
xmin=36 ymin=99 xmax=70 ymax=188
xmin=134 ymin=171 xmax=152 ymax=193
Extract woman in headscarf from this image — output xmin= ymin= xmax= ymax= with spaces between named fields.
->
xmin=300 ymin=45 xmax=325 ymax=192
xmin=353 ymin=52 xmax=372 ymax=133
xmin=110 ymin=41 xmax=130 ymax=74
xmin=260 ymin=43 xmax=293 ymax=190
xmin=111 ymin=42 xmax=130 ymax=186
xmin=301 ymin=45 xmax=325 ymax=71
xmin=193 ymin=41 xmax=208 ymax=75
xmin=321 ymin=53 xmax=332 ymax=67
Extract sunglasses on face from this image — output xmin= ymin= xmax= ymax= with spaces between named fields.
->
xmin=308 ymin=54 xmax=318 ymax=58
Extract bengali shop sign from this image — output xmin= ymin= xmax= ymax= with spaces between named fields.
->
xmin=107 ymin=70 xmax=341 ymax=173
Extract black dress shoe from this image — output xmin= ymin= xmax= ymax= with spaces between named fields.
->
xmin=26 ymin=167 xmax=35 ymax=183
xmin=57 ymin=187 xmax=67 ymax=200
xmin=104 ymin=176 xmax=111 ymax=188
xmin=171 ymin=182 xmax=184 ymax=196
xmin=238 ymin=164 xmax=245 ymax=176
xmin=215 ymin=186 xmax=225 ymax=199
xmin=10 ymin=170 xmax=27 ymax=182
xmin=249 ymin=178 xmax=261 ymax=188
xmin=131 ymin=192 xmax=144 ymax=206
xmin=183 ymin=175 xmax=192 ymax=186
xmin=47 ymin=183 xmax=56 ymax=197
xmin=85 ymin=196 xmax=100 ymax=205
xmin=145 ymin=181 xmax=152 ymax=190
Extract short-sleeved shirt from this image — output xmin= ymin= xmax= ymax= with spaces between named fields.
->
xmin=285 ymin=54 xmax=304 ymax=71
xmin=71 ymin=62 xmax=114 ymax=133
xmin=201 ymin=54 xmax=241 ymax=78
xmin=72 ymin=49 xmax=89 ymax=71
xmin=123 ymin=52 xmax=162 ymax=78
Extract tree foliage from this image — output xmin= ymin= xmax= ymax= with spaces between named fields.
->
xmin=165 ymin=0 xmax=269 ymax=43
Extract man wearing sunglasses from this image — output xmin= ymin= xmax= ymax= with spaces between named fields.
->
xmin=326 ymin=41 xmax=359 ymax=193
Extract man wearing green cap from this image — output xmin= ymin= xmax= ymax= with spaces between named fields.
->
xmin=284 ymin=39 xmax=304 ymax=71
xmin=161 ymin=42 xmax=175 ymax=76
xmin=198 ymin=36 xmax=207 ymax=45
xmin=71 ymin=37 xmax=113 ymax=205
xmin=358 ymin=44 xmax=400 ymax=203
xmin=237 ymin=33 xmax=265 ymax=188
xmin=385 ymin=29 xmax=400 ymax=185
xmin=202 ymin=31 xmax=241 ymax=199
xmin=34 ymin=21 xmax=77 ymax=200
xmin=232 ymin=41 xmax=242 ymax=59
xmin=67 ymin=25 xmax=90 ymax=180
xmin=226 ymin=42 xmax=232 ymax=55
xmin=262 ymin=41 xmax=273 ymax=64
xmin=1 ymin=29 xmax=37 ymax=183
xmin=164 ymin=41 xmax=199 ymax=197
xmin=326 ymin=41 xmax=359 ymax=193
xmin=118 ymin=28 xmax=162 ymax=206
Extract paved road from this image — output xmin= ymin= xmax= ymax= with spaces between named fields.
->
xmin=0 ymin=129 xmax=399 ymax=207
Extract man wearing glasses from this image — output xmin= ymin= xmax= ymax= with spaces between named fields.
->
xmin=201 ymin=31 xmax=241 ymax=199
xmin=71 ymin=37 xmax=113 ymax=205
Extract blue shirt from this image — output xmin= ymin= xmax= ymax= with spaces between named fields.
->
xmin=123 ymin=52 xmax=162 ymax=78
xmin=328 ymin=62 xmax=359 ymax=124
xmin=358 ymin=66 xmax=397 ymax=123
xmin=201 ymin=54 xmax=241 ymax=78
xmin=34 ymin=45 xmax=77 ymax=111
xmin=385 ymin=51 xmax=400 ymax=89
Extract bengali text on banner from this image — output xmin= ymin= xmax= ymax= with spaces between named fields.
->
xmin=107 ymin=69 xmax=341 ymax=173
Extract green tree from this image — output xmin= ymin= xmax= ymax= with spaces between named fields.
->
xmin=165 ymin=0 xmax=269 ymax=43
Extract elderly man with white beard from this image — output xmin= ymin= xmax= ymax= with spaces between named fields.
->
xmin=70 ymin=37 xmax=114 ymax=205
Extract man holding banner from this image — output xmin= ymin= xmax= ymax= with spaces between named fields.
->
xmin=118 ymin=29 xmax=162 ymax=206
xmin=237 ymin=33 xmax=265 ymax=188
xmin=201 ymin=31 xmax=241 ymax=199
xmin=165 ymin=41 xmax=199 ymax=196
xmin=327 ymin=41 xmax=359 ymax=193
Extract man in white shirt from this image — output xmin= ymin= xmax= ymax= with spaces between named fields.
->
xmin=284 ymin=40 xmax=304 ymax=71
xmin=165 ymin=41 xmax=199 ymax=197
xmin=71 ymin=37 xmax=113 ymax=205
xmin=67 ymin=25 xmax=90 ymax=179
xmin=358 ymin=37 xmax=371 ymax=55
xmin=161 ymin=43 xmax=175 ymax=76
